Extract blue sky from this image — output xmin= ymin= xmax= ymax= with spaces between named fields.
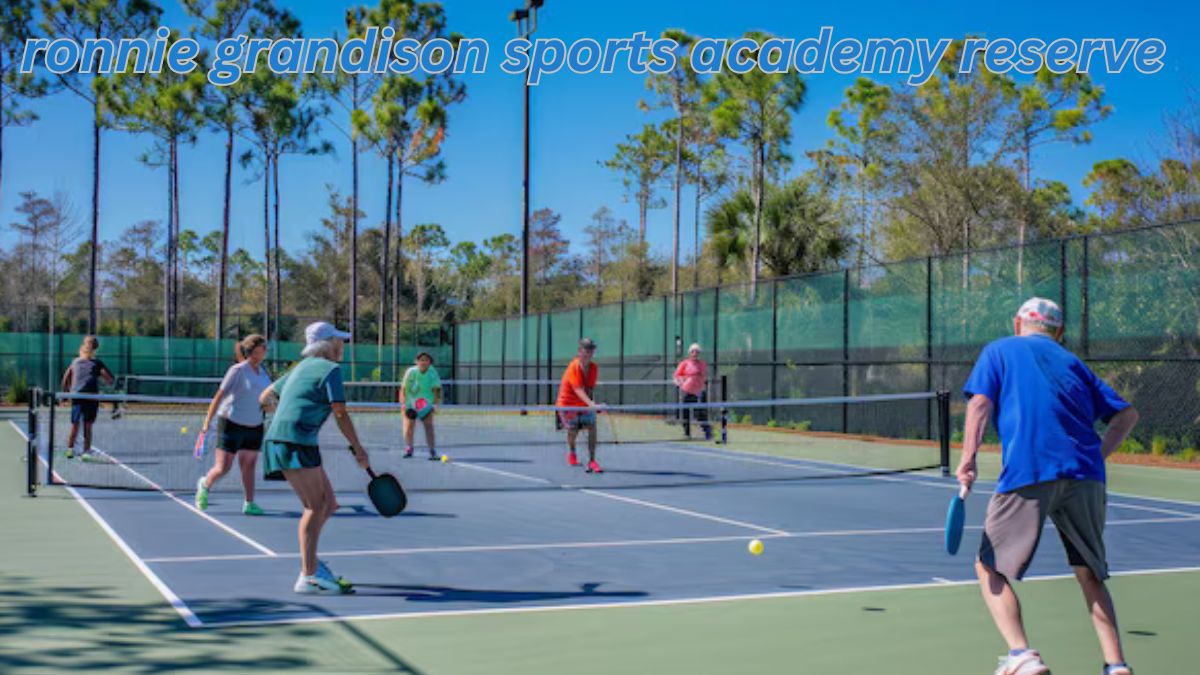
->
xmin=3 ymin=0 xmax=1196 ymax=262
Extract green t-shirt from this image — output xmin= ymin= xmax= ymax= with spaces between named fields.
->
xmin=402 ymin=365 xmax=442 ymax=406
xmin=265 ymin=357 xmax=345 ymax=446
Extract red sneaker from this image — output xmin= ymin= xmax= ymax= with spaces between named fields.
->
xmin=586 ymin=460 xmax=603 ymax=474
xmin=566 ymin=451 xmax=580 ymax=466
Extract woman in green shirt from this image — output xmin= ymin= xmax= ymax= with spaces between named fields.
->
xmin=400 ymin=352 xmax=442 ymax=460
xmin=258 ymin=322 xmax=370 ymax=594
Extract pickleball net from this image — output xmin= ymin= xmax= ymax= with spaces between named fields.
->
xmin=35 ymin=390 xmax=950 ymax=494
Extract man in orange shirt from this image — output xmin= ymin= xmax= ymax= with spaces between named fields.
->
xmin=557 ymin=337 xmax=603 ymax=473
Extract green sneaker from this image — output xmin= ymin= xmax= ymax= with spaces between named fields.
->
xmin=317 ymin=560 xmax=353 ymax=590
xmin=242 ymin=501 xmax=264 ymax=516
xmin=65 ymin=448 xmax=75 ymax=459
xmin=195 ymin=476 xmax=209 ymax=510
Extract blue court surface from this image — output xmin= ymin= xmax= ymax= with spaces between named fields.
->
xmin=40 ymin=435 xmax=1200 ymax=630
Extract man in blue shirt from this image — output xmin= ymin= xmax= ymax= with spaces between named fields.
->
xmin=957 ymin=298 xmax=1140 ymax=675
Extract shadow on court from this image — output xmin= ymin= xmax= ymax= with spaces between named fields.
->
xmin=0 ymin=574 xmax=425 ymax=673
xmin=256 ymin=507 xmax=457 ymax=519
xmin=352 ymin=581 xmax=648 ymax=604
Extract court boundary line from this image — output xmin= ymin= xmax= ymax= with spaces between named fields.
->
xmin=141 ymin=514 xmax=1199 ymax=564
xmin=8 ymin=420 xmax=204 ymax=628
xmin=193 ymin=563 xmax=1200 ymax=629
xmin=580 ymin=489 xmax=789 ymax=535
xmin=454 ymin=451 xmax=789 ymax=535
xmin=655 ymin=441 xmax=1200 ymax=515
xmin=85 ymin=442 xmax=278 ymax=556
xmin=20 ymin=418 xmax=275 ymax=554
xmin=16 ymin=420 xmax=1198 ymax=632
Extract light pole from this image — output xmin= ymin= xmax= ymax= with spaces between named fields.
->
xmin=511 ymin=0 xmax=542 ymax=405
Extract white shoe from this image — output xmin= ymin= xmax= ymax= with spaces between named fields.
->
xmin=995 ymin=650 xmax=1050 ymax=675
xmin=293 ymin=573 xmax=348 ymax=594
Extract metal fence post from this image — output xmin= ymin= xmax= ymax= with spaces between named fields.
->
xmin=1082 ymin=235 xmax=1091 ymax=357
xmin=842 ymin=268 xmax=851 ymax=434
xmin=712 ymin=286 xmax=721 ymax=398
xmin=770 ymin=278 xmax=778 ymax=423
xmin=925 ymin=256 xmax=933 ymax=439
xmin=618 ymin=300 xmax=626 ymax=405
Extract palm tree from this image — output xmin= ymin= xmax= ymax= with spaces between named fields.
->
xmin=39 ymin=0 xmax=162 ymax=331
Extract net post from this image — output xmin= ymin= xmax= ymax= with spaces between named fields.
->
xmin=719 ymin=374 xmax=728 ymax=444
xmin=26 ymin=387 xmax=38 ymax=496
xmin=47 ymin=389 xmax=56 ymax=485
xmin=937 ymin=390 xmax=951 ymax=477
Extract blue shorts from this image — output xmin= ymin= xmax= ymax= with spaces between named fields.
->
xmin=71 ymin=401 xmax=99 ymax=424
xmin=559 ymin=411 xmax=596 ymax=430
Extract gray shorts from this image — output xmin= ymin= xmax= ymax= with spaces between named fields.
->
xmin=978 ymin=479 xmax=1108 ymax=581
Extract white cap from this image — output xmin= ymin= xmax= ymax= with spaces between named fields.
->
xmin=688 ymin=343 xmax=702 ymax=353
xmin=1016 ymin=297 xmax=1063 ymax=328
xmin=304 ymin=321 xmax=352 ymax=345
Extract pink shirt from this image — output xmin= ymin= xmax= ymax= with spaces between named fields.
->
xmin=674 ymin=358 xmax=708 ymax=396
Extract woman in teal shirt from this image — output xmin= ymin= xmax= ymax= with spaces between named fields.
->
xmin=259 ymin=322 xmax=370 ymax=594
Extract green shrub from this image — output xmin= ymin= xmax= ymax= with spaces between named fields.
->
xmin=1117 ymin=437 xmax=1146 ymax=454
xmin=790 ymin=420 xmax=812 ymax=431
xmin=766 ymin=419 xmax=778 ymax=428
xmin=739 ymin=413 xmax=752 ymax=425
xmin=1150 ymin=436 xmax=1170 ymax=457
xmin=1180 ymin=448 xmax=1199 ymax=463
xmin=4 ymin=371 xmax=29 ymax=405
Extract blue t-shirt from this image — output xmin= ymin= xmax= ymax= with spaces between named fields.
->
xmin=963 ymin=334 xmax=1128 ymax=493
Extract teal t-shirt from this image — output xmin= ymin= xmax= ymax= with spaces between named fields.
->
xmin=265 ymin=357 xmax=345 ymax=446
xmin=402 ymin=365 xmax=442 ymax=405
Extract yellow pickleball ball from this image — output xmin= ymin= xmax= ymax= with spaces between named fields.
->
xmin=441 ymin=455 xmax=450 ymax=463
xmin=181 ymin=426 xmax=188 ymax=434
xmin=748 ymin=539 xmax=764 ymax=556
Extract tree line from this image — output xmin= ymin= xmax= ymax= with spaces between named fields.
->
xmin=3 ymin=2 xmax=1199 ymax=347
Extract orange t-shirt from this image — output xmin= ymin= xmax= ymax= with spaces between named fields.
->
xmin=556 ymin=358 xmax=598 ymax=407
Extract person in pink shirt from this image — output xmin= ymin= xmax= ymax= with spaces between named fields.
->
xmin=674 ymin=343 xmax=712 ymax=440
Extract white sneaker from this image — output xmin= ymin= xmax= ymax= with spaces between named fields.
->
xmin=995 ymin=650 xmax=1050 ymax=675
xmin=293 ymin=572 xmax=347 ymax=594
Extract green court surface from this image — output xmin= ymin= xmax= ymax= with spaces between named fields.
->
xmin=2 ymin=421 xmax=1197 ymax=674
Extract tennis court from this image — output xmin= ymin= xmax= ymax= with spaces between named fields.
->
xmin=12 ymin=389 xmax=1200 ymax=646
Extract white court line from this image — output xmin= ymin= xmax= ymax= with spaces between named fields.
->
xmin=454 ymin=461 xmax=552 ymax=485
xmin=931 ymin=577 xmax=953 ymax=584
xmin=137 ymin=513 xmax=1200 ymax=564
xmin=144 ymin=532 xmax=792 ymax=564
xmin=580 ymin=488 xmax=788 ymax=535
xmin=196 ymin=564 xmax=1200 ymax=629
xmin=456 ymin=450 xmax=789 ymax=535
xmin=86 ymin=443 xmax=277 ymax=556
xmin=663 ymin=439 xmax=1200 ymax=514
xmin=1109 ymin=490 xmax=1200 ymax=509
xmin=8 ymin=420 xmax=202 ymax=628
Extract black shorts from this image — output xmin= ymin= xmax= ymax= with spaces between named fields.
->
xmin=71 ymin=401 xmax=99 ymax=424
xmin=216 ymin=417 xmax=265 ymax=452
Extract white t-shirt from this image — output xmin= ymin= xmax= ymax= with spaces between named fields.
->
xmin=216 ymin=360 xmax=272 ymax=427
